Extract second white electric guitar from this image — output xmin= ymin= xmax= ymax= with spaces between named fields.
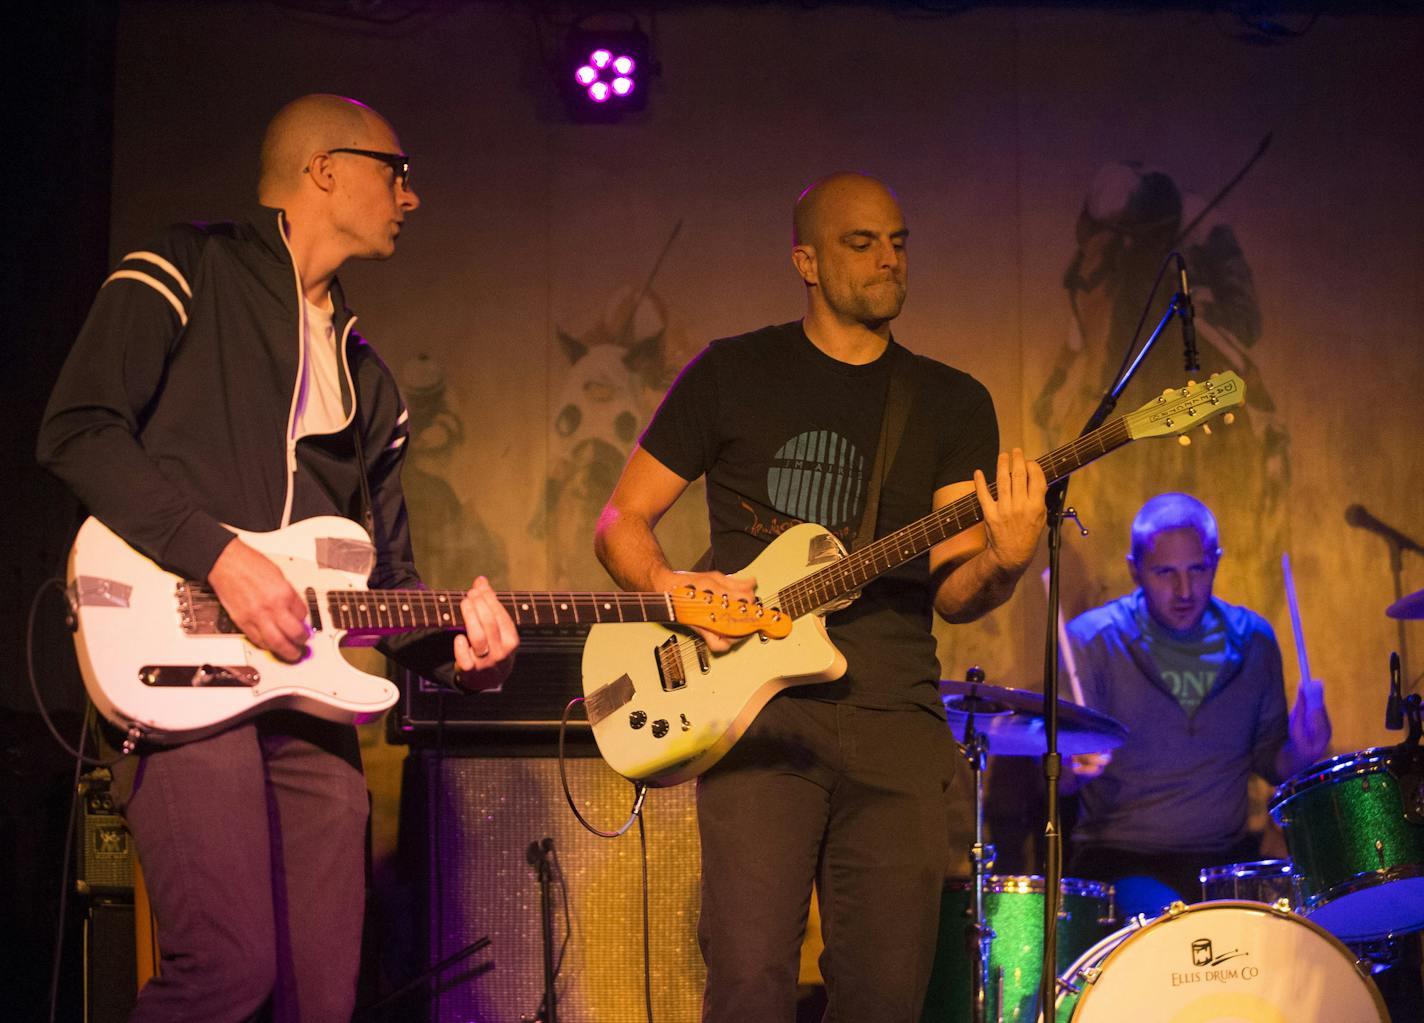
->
xmin=582 ymin=373 xmax=1245 ymax=786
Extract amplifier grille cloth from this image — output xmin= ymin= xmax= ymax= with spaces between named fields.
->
xmin=416 ymin=754 xmax=705 ymax=1021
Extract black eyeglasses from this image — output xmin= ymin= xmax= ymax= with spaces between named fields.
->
xmin=328 ymin=148 xmax=412 ymax=189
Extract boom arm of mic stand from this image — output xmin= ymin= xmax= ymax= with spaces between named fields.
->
xmin=1038 ymin=296 xmax=1180 ymax=1020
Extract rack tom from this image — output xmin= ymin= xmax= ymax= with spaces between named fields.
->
xmin=1269 ymin=745 xmax=1424 ymax=940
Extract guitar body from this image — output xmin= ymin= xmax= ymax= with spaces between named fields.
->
xmin=581 ymin=522 xmax=850 ymax=786
xmin=68 ymin=515 xmax=399 ymax=743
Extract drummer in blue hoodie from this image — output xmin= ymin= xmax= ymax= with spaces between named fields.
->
xmin=1060 ymin=492 xmax=1331 ymax=916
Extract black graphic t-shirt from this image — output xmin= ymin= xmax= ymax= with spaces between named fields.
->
xmin=640 ymin=321 xmax=998 ymax=714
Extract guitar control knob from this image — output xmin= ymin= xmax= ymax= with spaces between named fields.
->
xmin=651 ymin=719 xmax=670 ymax=739
xmin=629 ymin=710 xmax=647 ymax=730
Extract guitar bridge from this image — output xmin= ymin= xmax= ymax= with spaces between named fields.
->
xmin=140 ymin=665 xmax=259 ymax=687
xmin=176 ymin=582 xmax=238 ymax=635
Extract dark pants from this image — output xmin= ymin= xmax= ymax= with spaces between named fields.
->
xmin=696 ymin=695 xmax=961 ymax=1023
xmin=113 ymin=713 xmax=368 ymax=1022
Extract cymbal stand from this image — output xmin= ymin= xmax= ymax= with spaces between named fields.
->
xmin=959 ymin=668 xmax=996 ymax=1023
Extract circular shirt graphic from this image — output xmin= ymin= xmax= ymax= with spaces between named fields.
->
xmin=766 ymin=430 xmax=866 ymax=530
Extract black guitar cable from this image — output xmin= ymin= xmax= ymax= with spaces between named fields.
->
xmin=557 ymin=697 xmax=655 ymax=1023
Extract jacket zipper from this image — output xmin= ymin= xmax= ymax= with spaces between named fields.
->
xmin=277 ymin=211 xmax=304 ymax=528
xmin=274 ymin=209 xmax=363 ymax=528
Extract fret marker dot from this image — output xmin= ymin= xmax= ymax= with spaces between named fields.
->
xmin=560 ymin=603 xmax=569 ymax=610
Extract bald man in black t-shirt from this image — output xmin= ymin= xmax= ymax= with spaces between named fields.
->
xmin=595 ymin=173 xmax=1046 ymax=1022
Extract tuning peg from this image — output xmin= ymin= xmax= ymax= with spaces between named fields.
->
xmin=1201 ymin=424 xmax=1212 ymax=436
xmin=1178 ymin=435 xmax=1192 ymax=446
xmin=1223 ymin=412 xmax=1236 ymax=426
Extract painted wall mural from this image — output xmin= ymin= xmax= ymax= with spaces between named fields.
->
xmin=98 ymin=1 xmax=1424 ymax=1013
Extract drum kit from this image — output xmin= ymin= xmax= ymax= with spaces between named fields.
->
xmin=924 ymin=577 xmax=1424 ymax=1023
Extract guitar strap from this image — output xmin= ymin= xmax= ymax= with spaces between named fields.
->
xmin=850 ymin=343 xmax=914 ymax=552
xmin=690 ymin=343 xmax=915 ymax=571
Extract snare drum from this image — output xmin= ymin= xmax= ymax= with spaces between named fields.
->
xmin=1270 ymin=745 xmax=1424 ymax=940
xmin=1054 ymin=900 xmax=1389 ymax=1022
xmin=1199 ymin=859 xmax=1297 ymax=906
xmin=921 ymin=875 xmax=1113 ymax=1023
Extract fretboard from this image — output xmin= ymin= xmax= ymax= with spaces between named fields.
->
xmin=773 ymin=416 xmax=1134 ymax=617
xmin=327 ymin=590 xmax=675 ymax=634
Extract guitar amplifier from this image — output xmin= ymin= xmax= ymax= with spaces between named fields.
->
xmin=389 ymin=627 xmax=592 ymax=738
xmin=76 ymin=767 xmax=135 ymax=896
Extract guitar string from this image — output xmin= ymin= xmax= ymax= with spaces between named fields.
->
xmin=622 ymin=413 xmax=1144 ymax=665
xmin=772 ymin=416 xmax=1134 ymax=618
xmin=178 ymin=396 xmax=1220 ymax=664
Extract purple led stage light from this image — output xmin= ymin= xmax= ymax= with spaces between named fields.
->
xmin=572 ymin=46 xmax=638 ymax=104
xmin=560 ymin=22 xmax=652 ymax=121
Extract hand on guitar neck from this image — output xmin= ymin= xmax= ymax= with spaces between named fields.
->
xmin=654 ymin=568 xmax=758 ymax=652
xmin=452 ymin=576 xmax=520 ymax=691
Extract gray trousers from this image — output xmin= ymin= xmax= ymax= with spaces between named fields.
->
xmin=696 ymin=694 xmax=962 ymax=1023
xmin=114 ymin=712 xmax=368 ymax=1022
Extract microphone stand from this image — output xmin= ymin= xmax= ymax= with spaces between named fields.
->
xmin=529 ymin=837 xmax=559 ymax=1023
xmin=1038 ymin=283 xmax=1191 ymax=1021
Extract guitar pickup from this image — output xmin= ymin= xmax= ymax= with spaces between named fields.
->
xmin=140 ymin=665 xmax=260 ymax=687
xmin=656 ymin=635 xmax=687 ymax=692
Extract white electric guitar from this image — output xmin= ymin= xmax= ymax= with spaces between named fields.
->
xmin=67 ymin=515 xmax=790 ymax=744
xmin=582 ymin=372 xmax=1245 ymax=786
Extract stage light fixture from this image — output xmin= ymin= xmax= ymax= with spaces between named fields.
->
xmin=561 ymin=19 xmax=652 ymax=122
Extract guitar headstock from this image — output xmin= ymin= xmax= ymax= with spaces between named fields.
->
xmin=671 ymin=589 xmax=792 ymax=639
xmin=1124 ymin=371 xmax=1245 ymax=442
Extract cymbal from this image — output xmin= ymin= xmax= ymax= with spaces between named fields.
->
xmin=1387 ymin=588 xmax=1424 ymax=620
xmin=940 ymin=679 xmax=1128 ymax=757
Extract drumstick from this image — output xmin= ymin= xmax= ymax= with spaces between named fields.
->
xmin=1043 ymin=567 xmax=1087 ymax=705
xmin=1282 ymin=553 xmax=1320 ymax=709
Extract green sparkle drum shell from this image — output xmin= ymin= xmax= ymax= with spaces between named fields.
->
xmin=920 ymin=875 xmax=1114 ymax=1023
xmin=1269 ymin=745 xmax=1424 ymax=941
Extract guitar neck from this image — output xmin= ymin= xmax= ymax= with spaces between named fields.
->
xmin=776 ymin=416 xmax=1134 ymax=616
xmin=327 ymin=589 xmax=675 ymax=635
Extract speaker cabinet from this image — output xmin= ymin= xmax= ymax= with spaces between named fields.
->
xmin=83 ymin=898 xmax=136 ymax=1023
xmin=400 ymin=752 xmax=705 ymax=1022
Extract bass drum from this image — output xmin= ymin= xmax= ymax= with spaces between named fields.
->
xmin=1055 ymin=901 xmax=1389 ymax=1022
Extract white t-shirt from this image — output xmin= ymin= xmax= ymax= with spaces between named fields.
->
xmin=292 ymin=295 xmax=348 ymax=439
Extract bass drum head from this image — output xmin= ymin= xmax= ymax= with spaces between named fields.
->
xmin=1067 ymin=901 xmax=1388 ymax=1022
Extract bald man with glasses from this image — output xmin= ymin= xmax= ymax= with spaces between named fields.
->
xmin=38 ymin=94 xmax=516 ymax=1021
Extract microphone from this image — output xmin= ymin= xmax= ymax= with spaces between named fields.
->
xmin=526 ymin=836 xmax=555 ymax=865
xmin=1388 ymin=652 xmax=1404 ymax=730
xmin=1345 ymin=504 xmax=1424 ymax=555
xmin=1176 ymin=254 xmax=1199 ymax=374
